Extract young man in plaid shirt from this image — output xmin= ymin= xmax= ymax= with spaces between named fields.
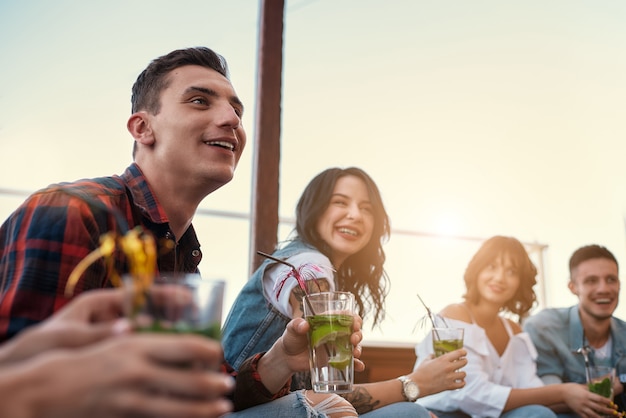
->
xmin=0 ymin=47 xmax=362 ymax=417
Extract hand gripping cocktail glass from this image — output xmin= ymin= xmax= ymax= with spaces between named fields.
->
xmin=432 ymin=327 xmax=464 ymax=357
xmin=125 ymin=273 xmax=225 ymax=340
xmin=303 ymin=292 xmax=355 ymax=393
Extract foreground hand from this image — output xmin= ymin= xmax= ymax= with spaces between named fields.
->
xmin=410 ymin=348 xmax=467 ymax=397
xmin=0 ymin=289 xmax=128 ymax=365
xmin=562 ymin=382 xmax=619 ymax=418
xmin=5 ymin=333 xmax=234 ymax=418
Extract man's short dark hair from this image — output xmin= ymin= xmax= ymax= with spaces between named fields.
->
xmin=569 ymin=244 xmax=618 ymax=278
xmin=131 ymin=46 xmax=230 ymax=114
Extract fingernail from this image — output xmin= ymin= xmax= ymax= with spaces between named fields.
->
xmin=112 ymin=318 xmax=131 ymax=335
xmin=223 ymin=375 xmax=236 ymax=391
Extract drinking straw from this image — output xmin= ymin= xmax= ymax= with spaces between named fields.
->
xmin=576 ymin=345 xmax=592 ymax=383
xmin=417 ymin=293 xmax=448 ymax=341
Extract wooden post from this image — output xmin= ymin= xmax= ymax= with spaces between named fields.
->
xmin=249 ymin=0 xmax=285 ymax=275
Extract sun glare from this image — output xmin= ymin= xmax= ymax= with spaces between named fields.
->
xmin=434 ymin=212 xmax=461 ymax=237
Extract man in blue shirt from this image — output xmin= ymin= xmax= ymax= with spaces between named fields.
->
xmin=524 ymin=244 xmax=626 ymax=416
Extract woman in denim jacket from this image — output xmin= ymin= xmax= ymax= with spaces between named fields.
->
xmin=222 ymin=167 xmax=467 ymax=417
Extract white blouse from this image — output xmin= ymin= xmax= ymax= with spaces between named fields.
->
xmin=414 ymin=317 xmax=544 ymax=418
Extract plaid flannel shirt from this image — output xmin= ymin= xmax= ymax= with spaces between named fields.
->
xmin=0 ymin=163 xmax=202 ymax=341
xmin=230 ymin=353 xmax=292 ymax=411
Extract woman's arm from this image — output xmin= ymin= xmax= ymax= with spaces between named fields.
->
xmin=343 ymin=348 xmax=467 ymax=414
xmin=289 ymin=278 xmax=332 ymax=318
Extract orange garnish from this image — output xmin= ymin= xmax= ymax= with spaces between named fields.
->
xmin=64 ymin=227 xmax=158 ymax=308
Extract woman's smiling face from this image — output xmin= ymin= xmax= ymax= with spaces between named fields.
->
xmin=475 ymin=253 xmax=520 ymax=307
xmin=315 ymin=175 xmax=375 ymax=268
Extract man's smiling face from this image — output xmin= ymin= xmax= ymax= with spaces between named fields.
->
xmin=569 ymin=257 xmax=620 ymax=321
xmin=144 ymin=64 xmax=246 ymax=194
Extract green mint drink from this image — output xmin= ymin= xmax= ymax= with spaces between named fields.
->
xmin=303 ymin=291 xmax=355 ymax=393
xmin=308 ymin=313 xmax=353 ymax=368
xmin=433 ymin=338 xmax=463 ymax=357
xmin=431 ymin=327 xmax=464 ymax=357
xmin=588 ymin=377 xmax=612 ymax=398
xmin=138 ymin=321 xmax=222 ymax=340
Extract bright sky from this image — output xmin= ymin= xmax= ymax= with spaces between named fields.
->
xmin=2 ymin=0 xmax=626 ymax=343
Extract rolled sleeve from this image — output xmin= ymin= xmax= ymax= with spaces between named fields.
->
xmin=231 ymin=353 xmax=292 ymax=411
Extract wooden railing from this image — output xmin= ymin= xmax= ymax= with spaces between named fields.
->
xmin=355 ymin=341 xmax=417 ymax=384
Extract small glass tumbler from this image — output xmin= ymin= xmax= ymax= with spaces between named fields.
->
xmin=432 ymin=327 xmax=464 ymax=357
xmin=125 ymin=273 xmax=225 ymax=340
xmin=587 ymin=365 xmax=615 ymax=399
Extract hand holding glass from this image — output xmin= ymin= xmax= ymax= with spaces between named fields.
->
xmin=586 ymin=365 xmax=616 ymax=418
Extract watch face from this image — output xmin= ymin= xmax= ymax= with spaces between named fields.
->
xmin=406 ymin=382 xmax=419 ymax=399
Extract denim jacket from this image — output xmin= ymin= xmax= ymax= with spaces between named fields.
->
xmin=222 ymin=239 xmax=324 ymax=372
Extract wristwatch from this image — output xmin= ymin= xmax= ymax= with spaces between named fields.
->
xmin=397 ymin=375 xmax=420 ymax=402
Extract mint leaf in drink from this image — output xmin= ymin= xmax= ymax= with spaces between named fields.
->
xmin=588 ymin=377 xmax=612 ymax=398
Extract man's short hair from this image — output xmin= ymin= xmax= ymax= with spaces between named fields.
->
xmin=131 ymin=46 xmax=230 ymax=115
xmin=569 ymin=244 xmax=618 ymax=279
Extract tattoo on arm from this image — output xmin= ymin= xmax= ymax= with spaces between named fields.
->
xmin=291 ymin=279 xmax=331 ymax=315
xmin=309 ymin=278 xmax=331 ymax=293
xmin=343 ymin=387 xmax=380 ymax=414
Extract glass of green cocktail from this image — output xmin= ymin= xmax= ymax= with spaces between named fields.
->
xmin=303 ymin=292 xmax=355 ymax=393
xmin=587 ymin=365 xmax=615 ymax=401
xmin=125 ymin=273 xmax=225 ymax=340
xmin=432 ymin=327 xmax=464 ymax=357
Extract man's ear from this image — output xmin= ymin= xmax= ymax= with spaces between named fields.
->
xmin=567 ymin=279 xmax=578 ymax=296
xmin=127 ymin=112 xmax=155 ymax=145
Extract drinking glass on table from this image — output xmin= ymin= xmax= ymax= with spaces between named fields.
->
xmin=125 ymin=273 xmax=225 ymax=340
xmin=303 ymin=291 xmax=355 ymax=393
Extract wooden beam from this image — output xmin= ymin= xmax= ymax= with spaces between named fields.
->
xmin=249 ymin=0 xmax=285 ymax=275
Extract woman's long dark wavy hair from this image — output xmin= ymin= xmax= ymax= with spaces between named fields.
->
xmin=295 ymin=167 xmax=390 ymax=326
xmin=463 ymin=235 xmax=538 ymax=319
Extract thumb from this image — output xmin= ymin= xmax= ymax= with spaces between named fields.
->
xmin=292 ymin=317 xmax=309 ymax=335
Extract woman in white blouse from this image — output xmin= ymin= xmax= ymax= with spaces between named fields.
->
xmin=414 ymin=236 xmax=617 ymax=418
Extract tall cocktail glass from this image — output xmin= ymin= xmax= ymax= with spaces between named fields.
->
xmin=303 ymin=291 xmax=355 ymax=393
